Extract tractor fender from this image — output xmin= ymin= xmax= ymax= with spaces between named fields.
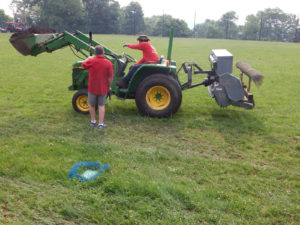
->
xmin=127 ymin=64 xmax=176 ymax=93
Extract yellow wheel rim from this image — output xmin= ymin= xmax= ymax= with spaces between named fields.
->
xmin=146 ymin=86 xmax=171 ymax=110
xmin=76 ymin=95 xmax=89 ymax=112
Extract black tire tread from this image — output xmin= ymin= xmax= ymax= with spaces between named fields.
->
xmin=135 ymin=74 xmax=182 ymax=117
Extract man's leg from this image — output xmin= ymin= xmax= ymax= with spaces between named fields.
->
xmin=90 ymin=105 xmax=96 ymax=121
xmin=97 ymin=95 xmax=107 ymax=129
xmin=98 ymin=105 xmax=105 ymax=125
xmin=117 ymin=64 xmax=143 ymax=88
xmin=123 ymin=64 xmax=142 ymax=83
xmin=88 ymin=92 xmax=97 ymax=126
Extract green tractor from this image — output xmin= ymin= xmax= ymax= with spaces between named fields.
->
xmin=10 ymin=27 xmax=263 ymax=117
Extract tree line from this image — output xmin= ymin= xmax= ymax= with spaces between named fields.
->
xmin=195 ymin=9 xmax=300 ymax=42
xmin=1 ymin=0 xmax=299 ymax=42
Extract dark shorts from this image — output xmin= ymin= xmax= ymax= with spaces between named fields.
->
xmin=88 ymin=92 xmax=107 ymax=106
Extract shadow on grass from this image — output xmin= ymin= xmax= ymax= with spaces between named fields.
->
xmin=209 ymin=108 xmax=264 ymax=131
xmin=204 ymin=107 xmax=267 ymax=147
xmin=102 ymin=100 xmax=266 ymax=136
xmin=175 ymin=104 xmax=267 ymax=146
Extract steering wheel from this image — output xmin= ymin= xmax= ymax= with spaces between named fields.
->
xmin=123 ymin=53 xmax=136 ymax=63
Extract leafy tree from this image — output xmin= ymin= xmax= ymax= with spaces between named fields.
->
xmin=120 ymin=1 xmax=144 ymax=35
xmin=294 ymin=17 xmax=300 ymax=42
xmin=10 ymin=0 xmax=38 ymax=25
xmin=11 ymin=0 xmax=85 ymax=31
xmin=83 ymin=0 xmax=121 ymax=34
xmin=194 ymin=19 xmax=219 ymax=38
xmin=144 ymin=16 xmax=160 ymax=35
xmin=104 ymin=0 xmax=121 ymax=34
xmin=205 ymin=24 xmax=223 ymax=39
xmin=7 ymin=1 xmax=300 ymax=42
xmin=283 ymin=14 xmax=299 ymax=42
xmin=38 ymin=0 xmax=85 ymax=32
xmin=220 ymin=11 xmax=238 ymax=39
xmin=0 ymin=9 xmax=12 ymax=28
xmin=149 ymin=14 xmax=191 ymax=37
xmin=257 ymin=8 xmax=298 ymax=42
xmin=194 ymin=23 xmax=206 ymax=38
xmin=151 ymin=15 xmax=172 ymax=36
xmin=171 ymin=18 xmax=192 ymax=37
xmin=243 ymin=15 xmax=260 ymax=40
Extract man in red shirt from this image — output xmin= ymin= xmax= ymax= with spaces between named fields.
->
xmin=117 ymin=35 xmax=159 ymax=88
xmin=82 ymin=45 xmax=114 ymax=130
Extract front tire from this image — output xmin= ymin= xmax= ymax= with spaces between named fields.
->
xmin=135 ymin=74 xmax=182 ymax=117
xmin=72 ymin=89 xmax=89 ymax=114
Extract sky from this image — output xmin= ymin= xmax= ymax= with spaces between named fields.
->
xmin=1 ymin=0 xmax=299 ymax=27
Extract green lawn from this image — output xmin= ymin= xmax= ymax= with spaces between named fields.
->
xmin=0 ymin=33 xmax=299 ymax=224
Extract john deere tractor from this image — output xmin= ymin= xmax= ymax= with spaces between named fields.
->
xmin=10 ymin=27 xmax=263 ymax=117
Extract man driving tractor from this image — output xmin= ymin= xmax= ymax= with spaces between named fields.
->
xmin=116 ymin=35 xmax=159 ymax=88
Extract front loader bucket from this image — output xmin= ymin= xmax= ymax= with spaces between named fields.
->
xmin=9 ymin=27 xmax=56 ymax=56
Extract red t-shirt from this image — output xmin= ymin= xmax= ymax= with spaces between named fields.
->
xmin=82 ymin=56 xmax=114 ymax=95
xmin=126 ymin=42 xmax=159 ymax=65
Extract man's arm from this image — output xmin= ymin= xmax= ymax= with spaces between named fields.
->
xmin=107 ymin=62 xmax=114 ymax=91
xmin=108 ymin=77 xmax=113 ymax=91
xmin=136 ymin=58 xmax=145 ymax=64
xmin=126 ymin=43 xmax=144 ymax=50
xmin=82 ymin=56 xmax=94 ymax=69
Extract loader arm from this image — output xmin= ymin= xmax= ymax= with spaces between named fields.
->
xmin=73 ymin=31 xmax=120 ymax=58
xmin=10 ymin=29 xmax=122 ymax=59
xmin=29 ymin=31 xmax=95 ymax=56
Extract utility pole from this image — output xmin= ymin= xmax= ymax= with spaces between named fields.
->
xmin=162 ymin=11 xmax=165 ymax=37
xmin=131 ymin=10 xmax=136 ymax=35
xmin=294 ymin=16 xmax=299 ymax=42
xmin=193 ymin=11 xmax=196 ymax=38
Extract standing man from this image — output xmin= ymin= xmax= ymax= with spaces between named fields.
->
xmin=117 ymin=35 xmax=159 ymax=88
xmin=82 ymin=45 xmax=114 ymax=130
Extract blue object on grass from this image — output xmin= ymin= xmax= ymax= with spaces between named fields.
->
xmin=69 ymin=161 xmax=111 ymax=182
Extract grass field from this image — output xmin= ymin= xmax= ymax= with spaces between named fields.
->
xmin=0 ymin=32 xmax=299 ymax=224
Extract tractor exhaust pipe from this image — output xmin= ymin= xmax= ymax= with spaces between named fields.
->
xmin=167 ymin=28 xmax=174 ymax=60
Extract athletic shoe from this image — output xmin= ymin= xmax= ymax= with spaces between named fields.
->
xmin=98 ymin=124 xmax=107 ymax=130
xmin=89 ymin=121 xmax=97 ymax=127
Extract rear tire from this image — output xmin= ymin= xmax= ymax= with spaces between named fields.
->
xmin=135 ymin=74 xmax=182 ymax=117
xmin=72 ymin=89 xmax=89 ymax=114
